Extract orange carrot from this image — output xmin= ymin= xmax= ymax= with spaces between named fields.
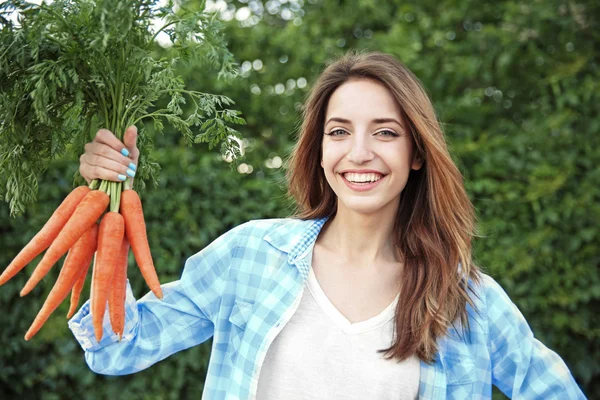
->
xmin=20 ymin=190 xmax=109 ymax=297
xmin=67 ymin=260 xmax=91 ymax=320
xmin=0 ymin=186 xmax=90 ymax=287
xmin=66 ymin=225 xmax=98 ymax=319
xmin=24 ymin=222 xmax=99 ymax=341
xmin=109 ymin=236 xmax=129 ymax=340
xmin=120 ymin=189 xmax=163 ymax=299
xmin=89 ymin=252 xmax=97 ymax=330
xmin=91 ymin=211 xmax=124 ymax=342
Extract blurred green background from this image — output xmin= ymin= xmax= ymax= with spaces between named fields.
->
xmin=1 ymin=0 xmax=598 ymax=398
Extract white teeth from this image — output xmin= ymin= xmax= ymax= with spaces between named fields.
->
xmin=343 ymin=173 xmax=383 ymax=183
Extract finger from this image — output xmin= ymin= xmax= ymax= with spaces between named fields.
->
xmin=80 ymin=163 xmax=133 ymax=183
xmin=80 ymin=152 xmax=136 ymax=182
xmin=88 ymin=136 xmax=136 ymax=172
xmin=95 ymin=129 xmax=134 ymax=159
xmin=123 ymin=126 xmax=139 ymax=165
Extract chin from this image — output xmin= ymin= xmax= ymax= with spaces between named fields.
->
xmin=338 ymin=197 xmax=396 ymax=216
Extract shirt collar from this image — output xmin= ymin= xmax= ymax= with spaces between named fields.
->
xmin=263 ymin=216 xmax=329 ymax=265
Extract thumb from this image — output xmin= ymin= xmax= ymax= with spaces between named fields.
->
xmin=123 ymin=125 xmax=139 ymax=163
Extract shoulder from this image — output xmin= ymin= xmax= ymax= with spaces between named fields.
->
xmin=201 ymin=217 xmax=317 ymax=252
xmin=185 ymin=218 xmax=306 ymax=265
xmin=232 ymin=217 xmax=313 ymax=238
xmin=437 ymin=273 xmax=530 ymax=362
xmin=470 ymin=273 xmax=520 ymax=316
xmin=466 ymin=272 xmax=532 ymax=343
xmin=237 ymin=217 xmax=308 ymax=232
xmin=220 ymin=217 xmax=316 ymax=250
xmin=235 ymin=217 xmax=317 ymax=240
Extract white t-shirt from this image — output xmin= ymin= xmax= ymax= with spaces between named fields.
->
xmin=256 ymin=248 xmax=420 ymax=399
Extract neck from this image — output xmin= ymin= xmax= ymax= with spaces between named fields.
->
xmin=318 ymin=204 xmax=400 ymax=266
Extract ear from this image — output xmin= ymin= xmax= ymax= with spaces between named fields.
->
xmin=411 ymin=153 xmax=424 ymax=171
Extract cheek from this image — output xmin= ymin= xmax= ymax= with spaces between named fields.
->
xmin=320 ymin=144 xmax=335 ymax=170
xmin=320 ymin=147 xmax=339 ymax=183
xmin=321 ymin=141 xmax=346 ymax=163
xmin=382 ymin=144 xmax=411 ymax=168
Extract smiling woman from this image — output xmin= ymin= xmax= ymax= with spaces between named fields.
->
xmin=287 ymin=52 xmax=474 ymax=366
xmin=70 ymin=50 xmax=586 ymax=399
xmin=321 ymin=79 xmax=423 ymax=216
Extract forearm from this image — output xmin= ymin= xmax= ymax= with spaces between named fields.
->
xmin=69 ymin=280 xmax=214 ymax=375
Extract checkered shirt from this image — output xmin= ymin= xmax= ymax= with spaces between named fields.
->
xmin=69 ymin=217 xmax=586 ymax=399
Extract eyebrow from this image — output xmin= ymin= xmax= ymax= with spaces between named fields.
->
xmin=325 ymin=117 xmax=404 ymax=127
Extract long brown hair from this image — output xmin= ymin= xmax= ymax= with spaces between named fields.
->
xmin=286 ymin=50 xmax=481 ymax=363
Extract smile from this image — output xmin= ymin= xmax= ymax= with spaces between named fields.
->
xmin=340 ymin=173 xmax=386 ymax=192
xmin=342 ymin=172 xmax=383 ymax=183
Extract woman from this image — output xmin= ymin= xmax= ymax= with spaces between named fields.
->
xmin=71 ymin=51 xmax=586 ymax=399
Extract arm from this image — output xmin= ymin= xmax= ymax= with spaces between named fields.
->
xmin=68 ymin=223 xmax=244 ymax=375
xmin=483 ymin=275 xmax=587 ymax=399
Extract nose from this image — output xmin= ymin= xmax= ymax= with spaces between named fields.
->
xmin=347 ymin=134 xmax=374 ymax=164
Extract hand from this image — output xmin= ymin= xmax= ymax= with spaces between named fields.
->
xmin=79 ymin=126 xmax=139 ymax=184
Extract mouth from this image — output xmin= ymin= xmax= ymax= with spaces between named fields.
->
xmin=340 ymin=172 xmax=387 ymax=191
xmin=341 ymin=172 xmax=385 ymax=184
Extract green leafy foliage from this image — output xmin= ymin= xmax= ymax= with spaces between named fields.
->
xmin=0 ymin=0 xmax=244 ymax=216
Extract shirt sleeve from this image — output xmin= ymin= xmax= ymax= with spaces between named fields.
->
xmin=68 ymin=223 xmax=243 ymax=375
xmin=484 ymin=275 xmax=587 ymax=399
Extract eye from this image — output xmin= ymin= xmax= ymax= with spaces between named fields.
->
xmin=377 ymin=130 xmax=400 ymax=137
xmin=325 ymin=129 xmax=348 ymax=136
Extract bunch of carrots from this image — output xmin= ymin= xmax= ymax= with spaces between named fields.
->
xmin=0 ymin=178 xmax=163 ymax=342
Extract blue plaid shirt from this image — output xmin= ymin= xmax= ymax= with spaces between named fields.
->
xmin=69 ymin=217 xmax=586 ymax=399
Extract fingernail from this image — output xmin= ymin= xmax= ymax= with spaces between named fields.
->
xmin=126 ymin=169 xmax=136 ymax=178
xmin=118 ymin=174 xmax=127 ymax=181
xmin=121 ymin=148 xmax=129 ymax=157
xmin=129 ymin=163 xmax=137 ymax=171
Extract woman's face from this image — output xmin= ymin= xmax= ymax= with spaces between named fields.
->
xmin=321 ymin=78 xmax=423 ymax=217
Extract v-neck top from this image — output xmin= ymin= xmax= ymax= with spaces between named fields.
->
xmin=306 ymin=260 xmax=400 ymax=335
xmin=255 ymin=242 xmax=420 ymax=399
